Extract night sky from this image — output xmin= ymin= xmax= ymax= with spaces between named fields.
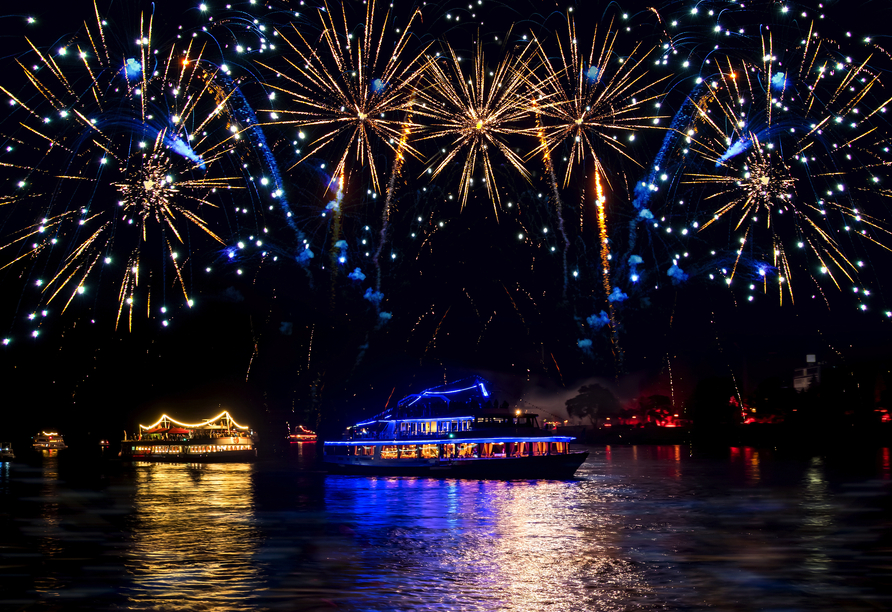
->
xmin=1 ymin=0 xmax=890 ymax=444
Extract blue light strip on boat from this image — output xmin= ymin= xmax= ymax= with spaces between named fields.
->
xmin=353 ymin=416 xmax=476 ymax=428
xmin=405 ymin=384 xmax=486 ymax=407
xmin=325 ymin=436 xmax=576 ymax=446
xmin=425 ymin=384 xmax=482 ymax=395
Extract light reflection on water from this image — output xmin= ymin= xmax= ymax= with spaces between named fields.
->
xmin=0 ymin=445 xmax=890 ymax=611
xmin=126 ymin=463 xmax=262 ymax=611
xmin=319 ymin=476 xmax=653 ymax=610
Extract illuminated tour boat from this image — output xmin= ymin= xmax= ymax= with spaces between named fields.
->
xmin=32 ymin=431 xmax=67 ymax=451
xmin=323 ymin=377 xmax=589 ymax=478
xmin=287 ymin=425 xmax=318 ymax=444
xmin=0 ymin=441 xmax=14 ymax=461
xmin=120 ymin=411 xmax=257 ymax=462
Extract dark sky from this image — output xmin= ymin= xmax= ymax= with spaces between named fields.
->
xmin=1 ymin=0 xmax=890 ymax=440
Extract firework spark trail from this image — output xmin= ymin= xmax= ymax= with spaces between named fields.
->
xmin=246 ymin=315 xmax=259 ymax=382
xmin=306 ymin=323 xmax=315 ymax=371
xmin=374 ymin=103 xmax=414 ymax=294
xmin=213 ymin=72 xmax=304 ymax=243
xmin=416 ymin=31 xmax=533 ymax=215
xmin=258 ymin=0 xmax=430 ymax=194
xmin=533 ymin=98 xmax=570 ymax=298
xmin=629 ymin=81 xmax=710 ymax=253
xmin=328 ymin=172 xmax=344 ymax=305
xmin=424 ymin=305 xmax=451 ymax=357
xmin=594 ymin=171 xmax=623 ymax=372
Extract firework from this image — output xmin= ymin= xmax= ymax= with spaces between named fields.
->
xmin=679 ymin=27 xmax=892 ymax=304
xmin=415 ymin=33 xmax=534 ymax=216
xmin=257 ymin=0 xmax=430 ymax=195
xmin=525 ymin=14 xmax=667 ymax=303
xmin=528 ymin=16 xmax=667 ymax=188
xmin=0 ymin=4 xmax=248 ymax=331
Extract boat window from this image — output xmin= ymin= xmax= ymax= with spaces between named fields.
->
xmin=491 ymin=443 xmax=506 ymax=458
xmin=399 ymin=445 xmax=419 ymax=459
xmin=326 ymin=445 xmax=349 ymax=456
xmin=530 ymin=442 xmax=548 ymax=456
xmin=550 ymin=442 xmax=566 ymax=455
xmin=381 ymin=445 xmax=398 ymax=459
xmin=510 ymin=442 xmax=528 ymax=457
xmin=442 ymin=443 xmax=455 ymax=458
xmin=457 ymin=443 xmax=477 ymax=458
xmin=421 ymin=444 xmax=439 ymax=459
xmin=356 ymin=445 xmax=375 ymax=456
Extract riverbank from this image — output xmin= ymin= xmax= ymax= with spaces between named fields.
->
xmin=568 ymin=421 xmax=892 ymax=448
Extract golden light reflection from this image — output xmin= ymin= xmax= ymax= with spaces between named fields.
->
xmin=127 ymin=463 xmax=260 ymax=610
xmin=34 ymin=454 xmax=63 ymax=596
xmin=451 ymin=479 xmax=652 ymax=610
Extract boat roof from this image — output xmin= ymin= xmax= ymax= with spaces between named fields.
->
xmin=397 ymin=376 xmax=492 ymax=408
xmin=361 ymin=376 xmax=505 ymax=423
xmin=139 ymin=411 xmax=249 ymax=431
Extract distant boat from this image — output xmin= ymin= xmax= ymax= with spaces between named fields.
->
xmin=287 ymin=425 xmax=317 ymax=443
xmin=120 ymin=411 xmax=257 ymax=462
xmin=32 ymin=432 xmax=67 ymax=450
xmin=0 ymin=441 xmax=14 ymax=461
xmin=323 ymin=376 xmax=589 ymax=478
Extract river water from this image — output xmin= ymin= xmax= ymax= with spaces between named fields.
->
xmin=1 ymin=444 xmax=890 ymax=611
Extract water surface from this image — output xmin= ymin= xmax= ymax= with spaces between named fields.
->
xmin=1 ymin=445 xmax=890 ymax=611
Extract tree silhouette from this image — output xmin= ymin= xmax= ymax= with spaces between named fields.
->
xmin=565 ymin=384 xmax=621 ymax=425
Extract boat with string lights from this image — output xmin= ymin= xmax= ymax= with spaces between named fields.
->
xmin=0 ymin=442 xmax=14 ymax=461
xmin=287 ymin=425 xmax=317 ymax=444
xmin=32 ymin=432 xmax=67 ymax=451
xmin=323 ymin=377 xmax=589 ymax=478
xmin=120 ymin=411 xmax=257 ymax=462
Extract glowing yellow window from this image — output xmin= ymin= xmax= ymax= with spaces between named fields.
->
xmin=380 ymin=445 xmax=398 ymax=459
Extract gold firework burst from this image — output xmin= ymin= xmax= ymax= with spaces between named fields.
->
xmin=259 ymin=0 xmax=431 ymax=194
xmin=528 ymin=16 xmax=668 ymax=187
xmin=415 ymin=33 xmax=534 ymax=215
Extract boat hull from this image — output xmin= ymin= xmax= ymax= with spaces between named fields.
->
xmin=120 ymin=440 xmax=256 ymax=463
xmin=324 ymin=451 xmax=589 ymax=479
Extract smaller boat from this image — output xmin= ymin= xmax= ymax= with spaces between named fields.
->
xmin=287 ymin=425 xmax=317 ymax=443
xmin=120 ymin=411 xmax=257 ymax=462
xmin=32 ymin=432 xmax=67 ymax=450
xmin=0 ymin=442 xmax=14 ymax=461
